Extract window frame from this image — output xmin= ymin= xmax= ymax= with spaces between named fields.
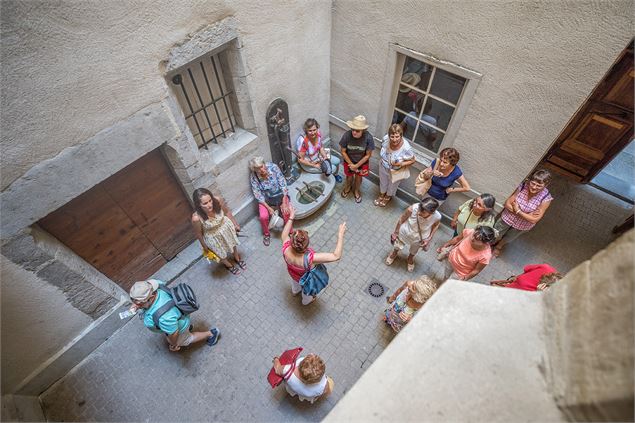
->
xmin=378 ymin=44 xmax=482 ymax=160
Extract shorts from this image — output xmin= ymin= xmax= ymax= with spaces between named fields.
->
xmin=343 ymin=161 xmax=369 ymax=177
xmin=167 ymin=328 xmax=194 ymax=347
xmin=494 ymin=219 xmax=526 ymax=244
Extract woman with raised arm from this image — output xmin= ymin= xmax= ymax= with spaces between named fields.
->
xmin=191 ymin=188 xmax=244 ymax=276
xmin=281 ymin=206 xmax=347 ymax=305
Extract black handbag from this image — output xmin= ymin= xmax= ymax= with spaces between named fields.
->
xmin=255 ymin=173 xmax=285 ymax=207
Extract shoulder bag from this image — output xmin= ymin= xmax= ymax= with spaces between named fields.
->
xmin=299 ymin=252 xmax=330 ymax=296
xmin=267 ymin=347 xmax=304 ymax=388
xmin=254 ymin=173 xmax=284 ymax=207
xmin=415 ymin=158 xmax=439 ymax=197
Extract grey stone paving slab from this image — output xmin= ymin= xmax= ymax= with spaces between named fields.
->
xmin=39 ymin=178 xmax=587 ymax=422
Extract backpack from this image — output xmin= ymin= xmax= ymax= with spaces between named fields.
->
xmin=299 ymin=252 xmax=330 ymax=296
xmin=152 ymin=283 xmax=199 ymax=330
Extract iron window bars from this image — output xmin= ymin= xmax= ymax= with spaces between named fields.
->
xmin=171 ymin=53 xmax=236 ymax=149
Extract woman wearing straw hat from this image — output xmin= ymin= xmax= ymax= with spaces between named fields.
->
xmin=383 ymin=275 xmax=437 ymax=333
xmin=339 ymin=115 xmax=374 ymax=203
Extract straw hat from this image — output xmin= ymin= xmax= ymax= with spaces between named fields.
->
xmin=410 ymin=276 xmax=437 ymax=303
xmin=346 ymin=115 xmax=369 ymax=130
xmin=399 ymin=72 xmax=421 ymax=92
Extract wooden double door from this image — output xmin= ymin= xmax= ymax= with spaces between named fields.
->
xmin=540 ymin=39 xmax=634 ymax=183
xmin=39 ymin=149 xmax=195 ymax=291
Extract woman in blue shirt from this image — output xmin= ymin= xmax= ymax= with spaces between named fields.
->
xmin=420 ymin=148 xmax=470 ymax=205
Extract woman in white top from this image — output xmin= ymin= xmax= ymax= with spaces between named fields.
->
xmin=272 ymin=353 xmax=334 ymax=403
xmin=374 ymin=124 xmax=416 ymax=207
xmin=386 ymin=197 xmax=442 ymax=272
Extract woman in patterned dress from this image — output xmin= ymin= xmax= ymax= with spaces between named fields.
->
xmin=191 ymin=188 xmax=244 ymax=275
xmin=383 ymin=275 xmax=437 ymax=333
xmin=493 ymin=169 xmax=554 ymax=257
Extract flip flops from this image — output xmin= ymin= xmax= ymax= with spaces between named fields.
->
xmin=226 ymin=266 xmax=241 ymax=275
xmin=237 ymin=260 xmax=247 ymax=269
xmin=263 ymin=235 xmax=271 ymax=246
xmin=341 ymin=188 xmax=351 ymax=198
xmin=355 ymin=193 xmax=362 ymax=203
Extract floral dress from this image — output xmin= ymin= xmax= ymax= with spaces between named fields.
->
xmin=201 ymin=210 xmax=239 ymax=260
xmin=384 ymin=289 xmax=418 ymax=333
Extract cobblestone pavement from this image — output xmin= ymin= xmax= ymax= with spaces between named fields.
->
xmin=40 ymin=179 xmax=581 ymax=422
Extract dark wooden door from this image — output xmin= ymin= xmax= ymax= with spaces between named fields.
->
xmin=539 ymin=39 xmax=634 ymax=183
xmin=39 ymin=149 xmax=194 ymax=291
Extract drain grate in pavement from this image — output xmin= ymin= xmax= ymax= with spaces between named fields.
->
xmin=366 ymin=279 xmax=386 ymax=298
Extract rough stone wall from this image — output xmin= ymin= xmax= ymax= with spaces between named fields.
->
xmin=329 ymin=0 xmax=633 ymax=201
xmin=543 ymin=229 xmax=634 ymax=421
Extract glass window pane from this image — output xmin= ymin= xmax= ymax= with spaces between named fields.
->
xmin=430 ymin=68 xmax=466 ymax=104
xmin=394 ymin=89 xmax=417 ymax=114
xmin=427 ymin=97 xmax=455 ymax=131
xmin=402 ymin=56 xmax=432 ymax=92
xmin=413 ymin=124 xmax=444 ymax=152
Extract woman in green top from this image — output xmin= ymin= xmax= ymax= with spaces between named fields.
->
xmin=450 ymin=193 xmax=496 ymax=236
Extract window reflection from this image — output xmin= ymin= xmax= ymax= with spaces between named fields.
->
xmin=426 ymin=97 xmax=455 ymax=131
xmin=413 ymin=126 xmax=444 ymax=152
xmin=430 ymin=68 xmax=466 ymax=105
xmin=403 ymin=57 xmax=432 ymax=92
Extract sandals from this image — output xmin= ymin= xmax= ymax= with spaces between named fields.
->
xmin=374 ymin=196 xmax=391 ymax=207
xmin=385 ymin=252 xmax=396 ymax=266
xmin=207 ymin=327 xmax=221 ymax=346
xmin=263 ymin=235 xmax=271 ymax=247
xmin=341 ymin=188 xmax=351 ymax=198
xmin=237 ymin=260 xmax=247 ymax=269
xmin=374 ymin=196 xmax=385 ymax=206
xmin=226 ymin=265 xmax=242 ymax=275
xmin=355 ymin=193 xmax=362 ymax=203
xmin=407 ymin=261 xmax=415 ymax=273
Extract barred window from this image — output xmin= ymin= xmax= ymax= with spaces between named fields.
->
xmin=170 ymin=51 xmax=237 ymax=149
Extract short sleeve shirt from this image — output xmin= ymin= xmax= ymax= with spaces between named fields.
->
xmin=297 ymin=134 xmax=322 ymax=163
xmin=250 ymin=162 xmax=288 ymax=203
xmin=505 ymin=263 xmax=557 ymax=291
xmin=339 ymin=130 xmax=374 ymax=163
xmin=456 ymin=200 xmax=496 ymax=234
xmin=380 ymin=135 xmax=415 ymax=170
xmin=428 ymin=159 xmax=463 ymax=201
xmin=501 ymin=184 xmax=553 ymax=231
xmin=448 ymin=228 xmax=492 ymax=279
xmin=142 ymin=283 xmax=190 ymax=335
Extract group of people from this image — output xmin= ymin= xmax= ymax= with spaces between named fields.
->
xmin=127 ymin=114 xmax=562 ymax=404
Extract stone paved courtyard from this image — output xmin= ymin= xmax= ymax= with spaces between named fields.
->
xmin=39 ymin=178 xmax=597 ymax=422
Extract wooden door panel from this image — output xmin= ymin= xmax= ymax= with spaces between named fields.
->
xmin=539 ymin=39 xmax=634 ymax=183
xmin=39 ymin=185 xmax=166 ymax=287
xmin=102 ymin=149 xmax=194 ymax=260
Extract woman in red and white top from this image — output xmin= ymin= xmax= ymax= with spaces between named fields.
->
xmin=493 ymin=169 xmax=554 ymax=257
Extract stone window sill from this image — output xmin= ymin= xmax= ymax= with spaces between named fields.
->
xmin=199 ymin=127 xmax=258 ymax=174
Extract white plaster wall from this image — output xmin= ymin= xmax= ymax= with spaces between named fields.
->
xmin=0 ymin=255 xmax=92 ymax=393
xmin=329 ymin=0 xmax=633 ymax=200
xmin=1 ymin=0 xmax=331 ymax=191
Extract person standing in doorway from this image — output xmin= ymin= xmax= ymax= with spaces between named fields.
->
xmin=339 ymin=115 xmax=374 ymax=203
xmin=129 ymin=279 xmax=220 ymax=352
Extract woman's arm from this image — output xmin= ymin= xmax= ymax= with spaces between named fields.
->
xmin=393 ymin=207 xmax=411 ymax=235
xmin=219 ymin=196 xmax=240 ymax=231
xmin=313 ymin=222 xmax=347 ymax=264
xmin=281 ymin=206 xmax=296 ymax=243
xmin=503 ymin=190 xmax=520 ymax=213
xmin=447 ymin=175 xmax=470 ymax=194
xmin=387 ymin=280 xmax=410 ymax=303
xmin=517 ymin=199 xmax=552 ymax=224
xmin=450 ymin=209 xmax=460 ymax=229
xmin=437 ymin=231 xmax=464 ymax=251
xmin=191 ymin=215 xmax=210 ymax=251
xmin=272 ymin=357 xmax=284 ymax=376
xmin=463 ymin=262 xmax=487 ymax=281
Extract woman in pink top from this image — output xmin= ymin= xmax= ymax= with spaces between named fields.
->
xmin=436 ymin=226 xmax=496 ymax=281
xmin=491 ymin=264 xmax=562 ymax=291
xmin=281 ymin=206 xmax=347 ymax=305
xmin=493 ymin=169 xmax=554 ymax=257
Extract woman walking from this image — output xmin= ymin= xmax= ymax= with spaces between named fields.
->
xmin=191 ymin=188 xmax=244 ymax=276
xmin=450 ymin=193 xmax=496 ymax=236
xmin=281 ymin=206 xmax=346 ymax=305
xmin=385 ymin=197 xmax=442 ymax=272
xmin=493 ymin=169 xmax=553 ymax=257
xmin=383 ymin=275 xmax=437 ymax=333
xmin=374 ymin=124 xmax=416 ymax=207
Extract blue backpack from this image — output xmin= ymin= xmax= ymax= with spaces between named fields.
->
xmin=299 ymin=252 xmax=330 ymax=296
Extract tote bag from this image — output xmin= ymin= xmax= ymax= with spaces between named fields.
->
xmin=267 ymin=347 xmax=303 ymax=388
xmin=299 ymin=252 xmax=329 ymax=296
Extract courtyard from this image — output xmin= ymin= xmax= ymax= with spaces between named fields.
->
xmin=38 ymin=176 xmax=595 ymax=422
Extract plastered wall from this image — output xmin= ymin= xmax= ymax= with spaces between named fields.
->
xmin=329 ymin=0 xmax=633 ymax=200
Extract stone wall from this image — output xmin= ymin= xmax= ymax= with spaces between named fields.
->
xmin=329 ymin=0 xmax=633 ymax=202
xmin=543 ymin=229 xmax=634 ymax=421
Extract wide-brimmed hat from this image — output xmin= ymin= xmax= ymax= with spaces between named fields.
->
xmin=346 ymin=115 xmax=369 ymax=130
xmin=129 ymin=279 xmax=159 ymax=302
xmin=399 ymin=72 xmax=421 ymax=92
xmin=410 ymin=276 xmax=436 ymax=303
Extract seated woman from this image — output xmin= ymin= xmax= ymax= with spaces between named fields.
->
xmin=191 ymin=188 xmax=244 ymax=276
xmin=281 ymin=206 xmax=346 ymax=305
xmin=272 ymin=353 xmax=334 ymax=403
xmin=296 ymin=118 xmax=341 ymax=181
xmin=491 ymin=264 xmax=562 ymax=291
xmin=386 ymin=197 xmax=442 ymax=273
xmin=374 ymin=124 xmax=416 ymax=207
xmin=450 ymin=193 xmax=496 ymax=237
xmin=493 ymin=169 xmax=554 ymax=257
xmin=249 ymin=156 xmax=290 ymax=247
xmin=384 ymin=275 xmax=437 ymax=333
xmin=436 ymin=225 xmax=496 ymax=281
xmin=419 ymin=147 xmax=470 ymax=205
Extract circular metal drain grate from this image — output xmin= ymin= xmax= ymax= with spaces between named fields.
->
xmin=367 ymin=282 xmax=385 ymax=297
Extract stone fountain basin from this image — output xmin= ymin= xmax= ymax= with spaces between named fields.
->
xmin=288 ymin=172 xmax=335 ymax=219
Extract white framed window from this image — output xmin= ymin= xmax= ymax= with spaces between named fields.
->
xmin=381 ymin=44 xmax=481 ymax=156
